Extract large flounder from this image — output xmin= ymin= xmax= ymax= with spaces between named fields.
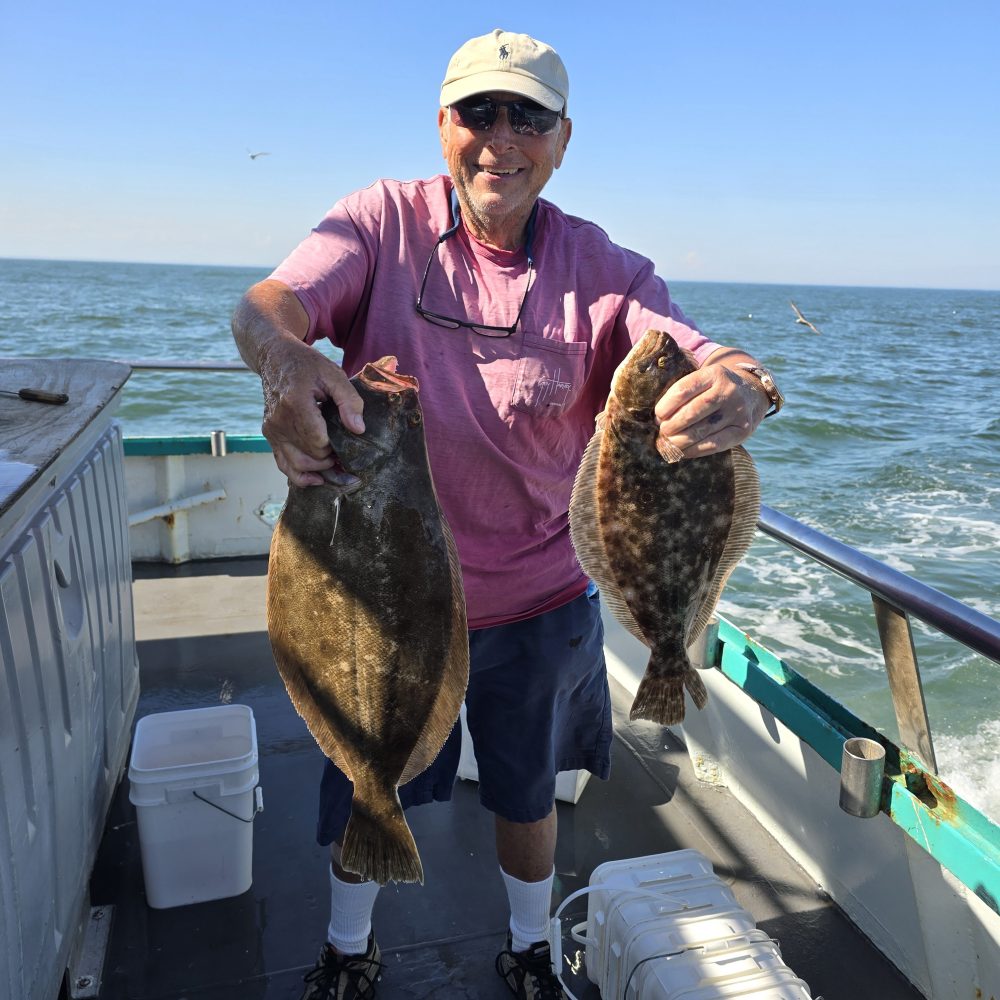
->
xmin=266 ymin=357 xmax=468 ymax=885
xmin=569 ymin=330 xmax=760 ymax=725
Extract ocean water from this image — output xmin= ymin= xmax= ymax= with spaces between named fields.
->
xmin=2 ymin=258 xmax=998 ymax=820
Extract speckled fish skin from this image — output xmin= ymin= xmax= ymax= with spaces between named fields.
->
xmin=266 ymin=357 xmax=468 ymax=885
xmin=569 ymin=330 xmax=760 ymax=725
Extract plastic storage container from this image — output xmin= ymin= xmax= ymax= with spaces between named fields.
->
xmin=586 ymin=849 xmax=730 ymax=989
xmin=128 ymin=704 xmax=262 ymax=908
xmin=577 ymin=849 xmax=813 ymax=1000
xmin=624 ymin=937 xmax=792 ymax=999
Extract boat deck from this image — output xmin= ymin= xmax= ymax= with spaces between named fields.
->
xmin=90 ymin=557 xmax=922 ymax=1000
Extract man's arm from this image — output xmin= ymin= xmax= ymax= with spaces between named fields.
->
xmin=232 ymin=279 xmax=365 ymax=487
xmin=653 ymin=346 xmax=774 ymax=459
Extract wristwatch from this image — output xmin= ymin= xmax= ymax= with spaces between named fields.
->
xmin=736 ymin=364 xmax=784 ymax=418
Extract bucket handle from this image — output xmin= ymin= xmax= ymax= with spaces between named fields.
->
xmin=192 ymin=785 xmax=264 ymax=823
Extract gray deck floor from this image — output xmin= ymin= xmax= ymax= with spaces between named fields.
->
xmin=89 ymin=557 xmax=922 ymax=1000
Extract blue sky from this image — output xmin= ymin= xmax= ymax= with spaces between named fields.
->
xmin=2 ymin=1 xmax=998 ymax=289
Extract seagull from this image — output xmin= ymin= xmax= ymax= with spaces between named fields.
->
xmin=790 ymin=300 xmax=822 ymax=334
xmin=247 ymin=149 xmax=271 ymax=160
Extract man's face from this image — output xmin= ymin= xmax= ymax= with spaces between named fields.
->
xmin=438 ymin=90 xmax=572 ymax=245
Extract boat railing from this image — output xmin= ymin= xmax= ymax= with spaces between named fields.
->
xmin=119 ymin=360 xmax=1000 ymax=774
xmin=124 ymin=359 xmax=252 ymax=371
xmin=758 ymin=505 xmax=1000 ymax=773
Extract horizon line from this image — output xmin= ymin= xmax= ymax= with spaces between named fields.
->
xmin=0 ymin=254 xmax=997 ymax=296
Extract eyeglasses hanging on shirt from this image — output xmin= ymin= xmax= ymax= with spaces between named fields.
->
xmin=414 ymin=189 xmax=537 ymax=339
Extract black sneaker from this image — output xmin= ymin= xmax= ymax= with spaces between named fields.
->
xmin=495 ymin=932 xmax=567 ymax=999
xmin=300 ymin=932 xmax=383 ymax=1000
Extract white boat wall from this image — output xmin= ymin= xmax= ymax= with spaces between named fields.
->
xmin=1 ymin=362 xmax=139 ymax=1000
xmin=121 ymin=432 xmax=1000 ymax=1000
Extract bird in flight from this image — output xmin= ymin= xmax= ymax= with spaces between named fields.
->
xmin=247 ymin=149 xmax=271 ymax=160
xmin=790 ymin=301 xmax=822 ymax=334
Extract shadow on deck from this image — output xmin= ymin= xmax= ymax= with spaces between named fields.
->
xmin=90 ymin=557 xmax=921 ymax=1000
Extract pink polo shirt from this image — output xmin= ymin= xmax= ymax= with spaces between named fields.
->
xmin=270 ymin=175 xmax=718 ymax=628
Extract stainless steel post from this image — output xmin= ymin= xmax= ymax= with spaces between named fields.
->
xmin=840 ymin=737 xmax=886 ymax=818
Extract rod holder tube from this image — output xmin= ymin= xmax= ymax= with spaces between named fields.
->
xmin=839 ymin=737 xmax=886 ymax=818
xmin=210 ymin=430 xmax=228 ymax=457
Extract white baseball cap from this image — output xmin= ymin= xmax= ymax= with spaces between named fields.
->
xmin=440 ymin=29 xmax=569 ymax=113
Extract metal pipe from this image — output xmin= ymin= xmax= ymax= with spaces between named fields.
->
xmin=758 ymin=504 xmax=1000 ymax=666
xmin=839 ymin=737 xmax=886 ymax=818
xmin=119 ymin=359 xmax=251 ymax=371
xmin=128 ymin=488 xmax=227 ymax=527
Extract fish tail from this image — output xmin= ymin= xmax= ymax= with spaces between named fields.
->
xmin=341 ymin=790 xmax=424 ymax=886
xmin=630 ymin=654 xmax=709 ymax=725
xmin=684 ymin=668 xmax=709 ymax=711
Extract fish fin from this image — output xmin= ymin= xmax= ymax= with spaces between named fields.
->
xmin=688 ymin=446 xmax=761 ymax=645
xmin=398 ymin=515 xmax=469 ymax=785
xmin=684 ymin=667 xmax=709 ymax=711
xmin=569 ymin=430 xmax=649 ymax=645
xmin=656 ymin=437 xmax=685 ymax=464
xmin=266 ymin=519 xmax=355 ymax=779
xmin=568 ymin=430 xmax=607 ymax=580
xmin=629 ymin=652 xmax=709 ymax=725
xmin=341 ymin=787 xmax=424 ymax=885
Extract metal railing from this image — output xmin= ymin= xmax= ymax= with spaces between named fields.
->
xmin=758 ymin=504 xmax=1000 ymax=772
xmin=122 ymin=359 xmax=251 ymax=371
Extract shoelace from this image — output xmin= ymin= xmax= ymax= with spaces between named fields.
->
xmin=496 ymin=944 xmax=565 ymax=1000
xmin=304 ymin=946 xmax=384 ymax=1000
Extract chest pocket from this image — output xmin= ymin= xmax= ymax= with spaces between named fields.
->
xmin=510 ymin=335 xmax=588 ymax=418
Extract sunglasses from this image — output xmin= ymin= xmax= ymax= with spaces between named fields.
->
xmin=450 ymin=97 xmax=562 ymax=137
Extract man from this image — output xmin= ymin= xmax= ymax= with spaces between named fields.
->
xmin=233 ymin=28 xmax=782 ymax=1000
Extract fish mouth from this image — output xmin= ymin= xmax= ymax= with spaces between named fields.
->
xmin=360 ymin=356 xmax=420 ymax=394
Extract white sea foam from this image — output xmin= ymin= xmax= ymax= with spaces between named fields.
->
xmin=935 ymin=720 xmax=1000 ymax=824
xmin=862 ymin=488 xmax=1000 ymax=573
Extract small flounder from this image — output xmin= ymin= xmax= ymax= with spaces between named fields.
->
xmin=266 ymin=357 xmax=469 ymax=884
xmin=569 ymin=330 xmax=760 ymax=725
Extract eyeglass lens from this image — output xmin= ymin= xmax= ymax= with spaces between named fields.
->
xmin=451 ymin=98 xmax=561 ymax=136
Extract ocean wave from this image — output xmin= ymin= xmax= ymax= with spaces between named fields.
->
xmin=975 ymin=416 xmax=1000 ymax=439
xmin=935 ymin=719 xmax=1000 ymax=823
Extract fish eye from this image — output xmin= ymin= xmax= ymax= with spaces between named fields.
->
xmin=657 ymin=356 xmax=667 ymax=368
xmin=408 ymin=412 xmax=422 ymax=426
xmin=389 ymin=393 xmax=401 ymax=405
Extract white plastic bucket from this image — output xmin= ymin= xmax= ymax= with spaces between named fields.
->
xmin=128 ymin=704 xmax=262 ymax=909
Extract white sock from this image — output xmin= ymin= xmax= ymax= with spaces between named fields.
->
xmin=326 ymin=866 xmax=381 ymax=955
xmin=501 ymin=866 xmax=555 ymax=953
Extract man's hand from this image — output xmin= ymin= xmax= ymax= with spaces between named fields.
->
xmin=232 ymin=279 xmax=366 ymax=487
xmin=654 ymin=353 xmax=770 ymax=460
xmin=260 ymin=339 xmax=365 ymax=486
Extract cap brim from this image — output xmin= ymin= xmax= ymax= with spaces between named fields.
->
xmin=440 ymin=71 xmax=564 ymax=112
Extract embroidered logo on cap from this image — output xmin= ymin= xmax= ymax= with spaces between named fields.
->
xmin=498 ymin=44 xmax=510 ymax=61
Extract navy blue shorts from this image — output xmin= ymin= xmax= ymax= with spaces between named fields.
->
xmin=316 ymin=587 xmax=612 ymax=844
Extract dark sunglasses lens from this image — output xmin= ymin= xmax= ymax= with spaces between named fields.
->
xmin=452 ymin=101 xmax=497 ymax=131
xmin=509 ymin=102 xmax=560 ymax=135
xmin=452 ymin=99 xmax=560 ymax=136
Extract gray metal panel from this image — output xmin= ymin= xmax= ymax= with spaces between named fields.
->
xmin=0 ymin=420 xmax=138 ymax=1000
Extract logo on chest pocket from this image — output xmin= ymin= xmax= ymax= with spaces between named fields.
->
xmin=510 ymin=336 xmax=587 ymax=417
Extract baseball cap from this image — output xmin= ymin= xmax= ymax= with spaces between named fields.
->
xmin=440 ymin=29 xmax=569 ymax=113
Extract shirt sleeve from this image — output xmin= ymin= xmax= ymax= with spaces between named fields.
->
xmin=268 ymin=189 xmax=382 ymax=349
xmin=615 ymin=259 xmax=720 ymax=366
